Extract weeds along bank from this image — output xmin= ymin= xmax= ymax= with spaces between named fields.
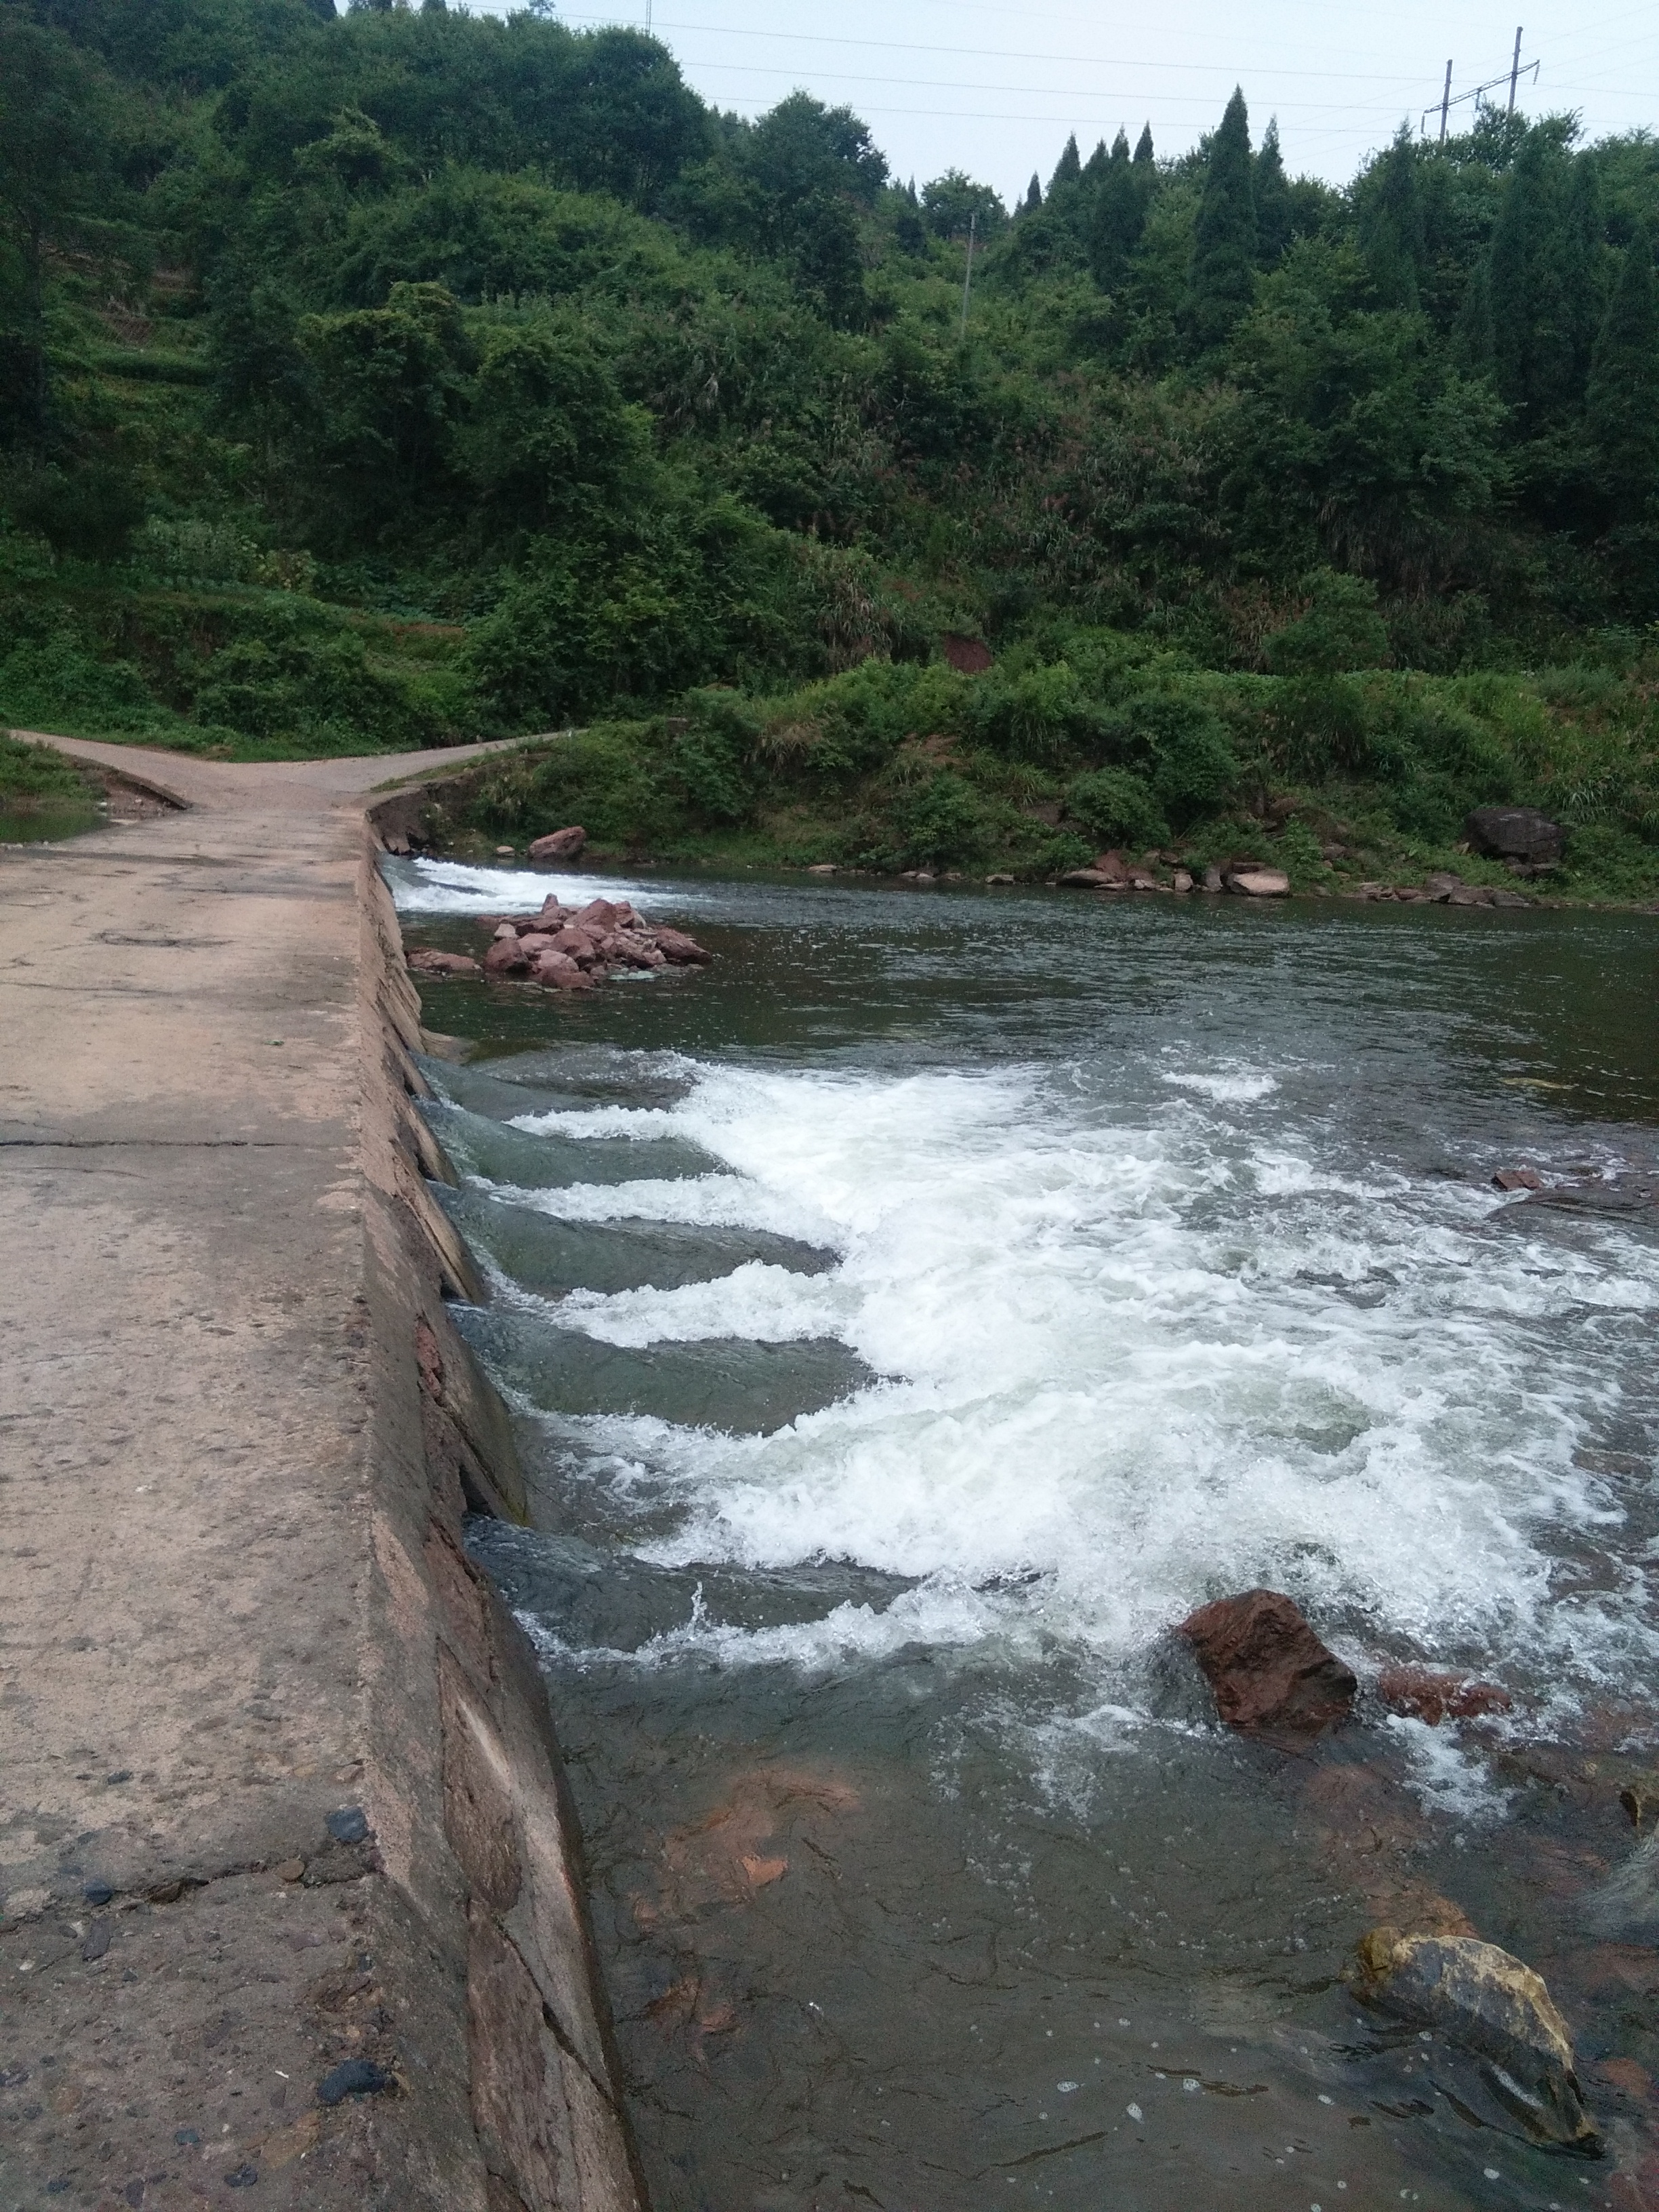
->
xmin=2 ymin=0 xmax=1659 ymax=895
xmin=441 ymin=651 xmax=1659 ymax=903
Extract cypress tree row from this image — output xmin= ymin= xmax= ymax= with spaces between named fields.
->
xmin=1089 ymin=128 xmax=1145 ymax=290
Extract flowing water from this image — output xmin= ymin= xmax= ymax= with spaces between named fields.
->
xmin=388 ymin=858 xmax=1659 ymax=2212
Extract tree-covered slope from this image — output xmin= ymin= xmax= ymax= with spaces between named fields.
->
xmin=2 ymin=0 xmax=1657 ymax=894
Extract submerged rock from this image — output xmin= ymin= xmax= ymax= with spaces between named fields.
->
xmin=1376 ymin=1665 xmax=1513 ymax=1725
xmin=1493 ymin=1166 xmax=1544 ymax=1192
xmin=1178 ymin=1588 xmax=1356 ymax=1737
xmin=1353 ymin=1926 xmax=1600 ymax=2151
xmin=406 ymin=948 xmax=480 ymax=977
xmin=527 ymin=824 xmax=586 ymax=862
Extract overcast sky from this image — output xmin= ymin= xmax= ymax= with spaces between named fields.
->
xmin=471 ymin=0 xmax=1659 ymax=202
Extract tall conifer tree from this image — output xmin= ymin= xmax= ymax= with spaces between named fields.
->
xmin=1133 ymin=124 xmax=1154 ymax=167
xmin=1050 ymin=134 xmax=1082 ymax=193
xmin=1090 ymin=127 xmax=1145 ymax=289
xmin=1360 ymin=129 xmax=1424 ymax=310
xmin=1586 ymin=222 xmax=1659 ymax=512
xmin=1254 ymin=118 xmax=1292 ymax=266
xmin=1183 ymin=88 xmax=1256 ymax=353
xmin=1559 ymin=157 xmax=1606 ymax=400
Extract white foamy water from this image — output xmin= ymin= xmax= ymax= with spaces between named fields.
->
xmin=388 ymin=854 xmax=711 ymax=916
xmin=483 ymin=1057 xmax=1659 ymax=1695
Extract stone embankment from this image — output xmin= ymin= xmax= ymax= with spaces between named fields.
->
xmin=1 ymin=734 xmax=644 ymax=2212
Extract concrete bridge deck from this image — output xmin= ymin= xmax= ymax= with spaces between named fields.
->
xmin=1 ymin=737 xmax=640 ymax=2212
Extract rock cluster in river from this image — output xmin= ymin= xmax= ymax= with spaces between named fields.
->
xmin=407 ymin=895 xmax=710 ymax=991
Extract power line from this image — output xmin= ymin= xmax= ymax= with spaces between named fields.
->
xmin=668 ymin=56 xmax=1415 ymax=113
xmin=558 ymin=11 xmax=1441 ymax=83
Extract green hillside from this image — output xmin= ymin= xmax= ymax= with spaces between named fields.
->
xmin=2 ymin=0 xmax=1657 ymax=895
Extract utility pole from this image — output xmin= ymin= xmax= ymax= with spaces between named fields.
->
xmin=1439 ymin=59 xmax=1453 ymax=143
xmin=960 ymin=211 xmax=977 ymax=340
xmin=1508 ymin=25 xmax=1523 ymax=112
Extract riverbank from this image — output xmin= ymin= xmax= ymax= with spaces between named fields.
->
xmin=0 ymin=735 xmax=642 ymax=2211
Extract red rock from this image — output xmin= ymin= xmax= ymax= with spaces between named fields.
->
xmin=527 ymin=825 xmax=586 ymax=862
xmin=1493 ymin=1167 xmax=1544 ymax=1191
xmin=575 ymin=898 xmax=622 ymax=932
xmin=406 ymin=948 xmax=481 ymax=977
xmin=1377 ymin=1665 xmax=1513 ymax=1727
xmin=516 ymin=930 xmax=556 ymax=954
xmin=653 ymin=927 xmax=711 ymax=965
xmin=483 ymin=936 xmax=531 ymax=977
xmin=607 ymin=931 xmax=667 ymax=970
xmin=531 ymin=950 xmax=593 ymax=989
xmin=1179 ymin=1589 xmax=1356 ymax=1737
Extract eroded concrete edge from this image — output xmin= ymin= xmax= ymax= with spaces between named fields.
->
xmin=354 ymin=825 xmax=649 ymax=2212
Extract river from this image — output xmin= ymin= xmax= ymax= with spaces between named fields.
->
xmin=386 ymin=857 xmax=1659 ymax=2212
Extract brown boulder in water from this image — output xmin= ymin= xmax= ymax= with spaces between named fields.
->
xmin=1179 ymin=1588 xmax=1356 ymax=1737
xmin=653 ymin=926 xmax=712 ymax=964
xmin=1376 ymin=1665 xmax=1513 ymax=1726
xmin=527 ymin=825 xmax=586 ymax=862
xmin=1353 ymin=1927 xmax=1599 ymax=2150
xmin=1493 ymin=1166 xmax=1544 ymax=1192
xmin=406 ymin=948 xmax=480 ymax=977
xmin=483 ymin=935 xmax=531 ymax=977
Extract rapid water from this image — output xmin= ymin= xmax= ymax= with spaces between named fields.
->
xmin=390 ymin=857 xmax=1659 ymax=2211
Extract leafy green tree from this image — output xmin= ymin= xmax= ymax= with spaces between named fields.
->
xmin=295 ymin=279 xmax=472 ymax=537
xmin=1183 ymin=88 xmax=1256 ymax=354
xmin=0 ymin=9 xmax=114 ymax=442
xmin=457 ymin=312 xmax=653 ymax=539
xmin=921 ymin=171 xmax=1006 ymax=241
